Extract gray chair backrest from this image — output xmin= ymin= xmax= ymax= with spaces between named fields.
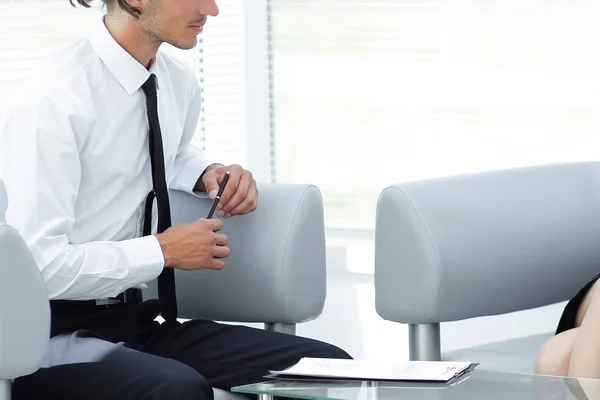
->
xmin=375 ymin=161 xmax=600 ymax=323
xmin=0 ymin=224 xmax=51 ymax=380
xmin=0 ymin=176 xmax=50 ymax=381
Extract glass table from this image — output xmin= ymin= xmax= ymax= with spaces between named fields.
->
xmin=232 ymin=369 xmax=600 ymax=400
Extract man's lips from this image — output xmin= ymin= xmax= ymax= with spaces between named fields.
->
xmin=191 ymin=18 xmax=207 ymax=32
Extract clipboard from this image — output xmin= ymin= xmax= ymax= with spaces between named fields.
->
xmin=267 ymin=358 xmax=479 ymax=384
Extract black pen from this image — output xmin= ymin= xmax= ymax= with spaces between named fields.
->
xmin=207 ymin=170 xmax=230 ymax=219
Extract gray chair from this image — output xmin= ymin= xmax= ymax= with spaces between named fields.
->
xmin=0 ymin=179 xmax=327 ymax=400
xmin=0 ymin=224 xmax=50 ymax=400
xmin=374 ymin=161 xmax=600 ymax=374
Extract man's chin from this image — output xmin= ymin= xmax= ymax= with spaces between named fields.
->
xmin=167 ymin=38 xmax=198 ymax=51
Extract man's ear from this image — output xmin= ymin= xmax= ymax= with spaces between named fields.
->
xmin=124 ymin=0 xmax=143 ymax=10
xmin=110 ymin=0 xmax=144 ymax=17
xmin=121 ymin=0 xmax=147 ymax=15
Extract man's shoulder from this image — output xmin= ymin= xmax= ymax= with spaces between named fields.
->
xmin=15 ymin=37 xmax=97 ymax=103
xmin=39 ymin=38 xmax=98 ymax=89
xmin=7 ymin=38 xmax=99 ymax=117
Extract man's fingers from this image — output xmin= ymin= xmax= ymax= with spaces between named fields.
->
xmin=195 ymin=218 xmax=223 ymax=231
xmin=221 ymin=173 xmax=251 ymax=215
xmin=211 ymin=219 xmax=224 ymax=231
xmin=213 ymin=246 xmax=231 ymax=259
xmin=210 ymin=259 xmax=225 ymax=269
xmin=218 ymin=167 xmax=242 ymax=206
xmin=229 ymin=180 xmax=258 ymax=216
xmin=214 ymin=233 xmax=229 ymax=246
xmin=203 ymin=172 xmax=221 ymax=200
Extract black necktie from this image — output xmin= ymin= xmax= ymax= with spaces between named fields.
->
xmin=141 ymin=74 xmax=178 ymax=323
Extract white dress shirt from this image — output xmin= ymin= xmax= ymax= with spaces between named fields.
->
xmin=0 ymin=19 xmax=210 ymax=300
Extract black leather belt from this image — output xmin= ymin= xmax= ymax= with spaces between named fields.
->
xmin=51 ymin=288 xmax=143 ymax=307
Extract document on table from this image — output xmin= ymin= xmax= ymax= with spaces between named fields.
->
xmin=268 ymin=358 xmax=478 ymax=383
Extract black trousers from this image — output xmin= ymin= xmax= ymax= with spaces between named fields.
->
xmin=13 ymin=299 xmax=351 ymax=400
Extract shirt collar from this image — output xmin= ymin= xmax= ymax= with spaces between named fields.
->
xmin=89 ymin=18 xmax=160 ymax=95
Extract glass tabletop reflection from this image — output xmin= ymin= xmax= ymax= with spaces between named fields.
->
xmin=232 ymin=369 xmax=600 ymax=400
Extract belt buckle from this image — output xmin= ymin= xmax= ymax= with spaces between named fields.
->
xmin=94 ymin=288 xmax=141 ymax=306
xmin=95 ymin=297 xmax=122 ymax=306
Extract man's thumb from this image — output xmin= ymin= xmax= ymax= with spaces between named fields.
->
xmin=203 ymin=176 xmax=219 ymax=200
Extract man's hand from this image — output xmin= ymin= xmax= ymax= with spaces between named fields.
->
xmin=200 ymin=164 xmax=258 ymax=218
xmin=155 ymin=219 xmax=230 ymax=270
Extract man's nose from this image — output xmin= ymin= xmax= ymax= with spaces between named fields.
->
xmin=199 ymin=0 xmax=219 ymax=17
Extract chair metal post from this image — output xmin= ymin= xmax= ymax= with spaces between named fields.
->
xmin=0 ymin=380 xmax=10 ymax=400
xmin=409 ymin=323 xmax=441 ymax=361
xmin=264 ymin=323 xmax=296 ymax=335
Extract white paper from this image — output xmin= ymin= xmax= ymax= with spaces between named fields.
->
xmin=269 ymin=358 xmax=475 ymax=382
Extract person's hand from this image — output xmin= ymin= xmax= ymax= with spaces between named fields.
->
xmin=155 ymin=218 xmax=229 ymax=270
xmin=201 ymin=164 xmax=258 ymax=218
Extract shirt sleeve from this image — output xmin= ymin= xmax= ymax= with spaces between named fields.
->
xmin=168 ymin=76 xmax=211 ymax=195
xmin=0 ymin=83 xmax=164 ymax=300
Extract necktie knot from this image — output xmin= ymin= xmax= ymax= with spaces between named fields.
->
xmin=142 ymin=74 xmax=158 ymax=97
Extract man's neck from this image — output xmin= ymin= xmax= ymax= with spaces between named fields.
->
xmin=104 ymin=13 xmax=160 ymax=68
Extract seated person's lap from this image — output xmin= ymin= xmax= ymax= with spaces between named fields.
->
xmin=13 ymin=341 xmax=212 ymax=400
xmin=13 ymin=319 xmax=350 ymax=400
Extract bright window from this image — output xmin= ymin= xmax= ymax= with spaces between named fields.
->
xmin=270 ymin=0 xmax=600 ymax=229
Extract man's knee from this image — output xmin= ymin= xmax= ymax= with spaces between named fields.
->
xmin=160 ymin=361 xmax=213 ymax=400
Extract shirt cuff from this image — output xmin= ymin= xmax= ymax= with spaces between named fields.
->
xmin=175 ymin=156 xmax=210 ymax=195
xmin=121 ymin=235 xmax=165 ymax=285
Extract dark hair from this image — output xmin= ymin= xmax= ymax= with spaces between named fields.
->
xmin=69 ymin=0 xmax=141 ymax=18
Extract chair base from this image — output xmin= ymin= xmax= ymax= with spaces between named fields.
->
xmin=264 ymin=323 xmax=296 ymax=335
xmin=409 ymin=323 xmax=441 ymax=361
xmin=0 ymin=380 xmax=10 ymax=400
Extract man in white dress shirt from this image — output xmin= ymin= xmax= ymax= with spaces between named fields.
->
xmin=0 ymin=0 xmax=350 ymax=398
